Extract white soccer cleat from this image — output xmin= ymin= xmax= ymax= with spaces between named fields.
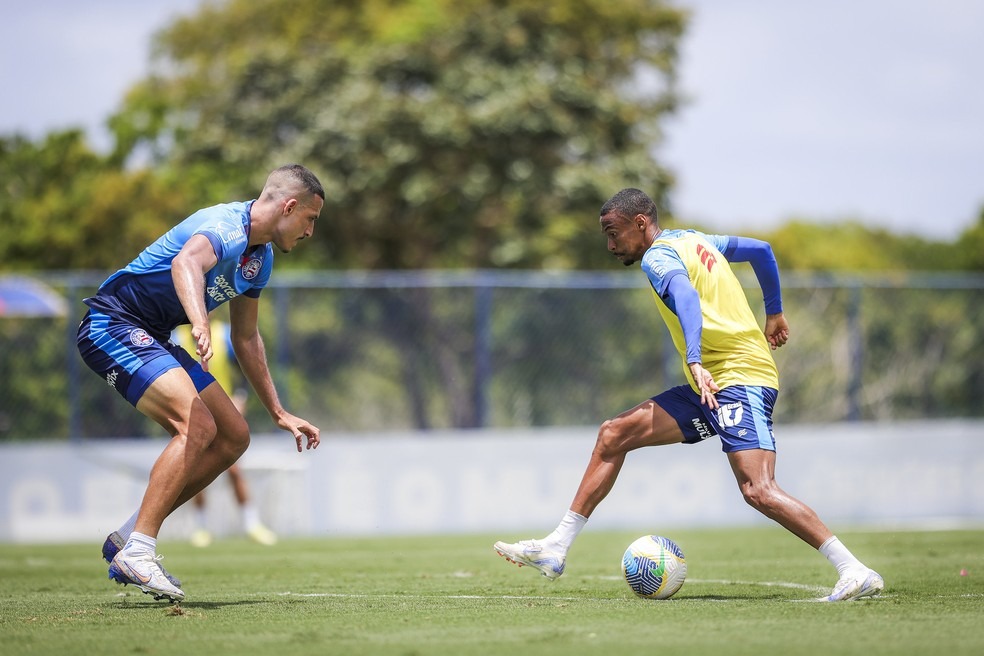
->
xmin=247 ymin=523 xmax=278 ymax=546
xmin=190 ymin=529 xmax=213 ymax=548
xmin=493 ymin=539 xmax=566 ymax=581
xmin=826 ymin=568 xmax=884 ymax=602
xmin=109 ymin=552 xmax=185 ymax=602
xmin=102 ymin=531 xmax=182 ymax=588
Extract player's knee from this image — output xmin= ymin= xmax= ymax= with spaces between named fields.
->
xmin=213 ymin=418 xmax=249 ymax=464
xmin=594 ymin=419 xmax=627 ymax=458
xmin=186 ymin=407 xmax=218 ymax=452
xmin=739 ymin=481 xmax=780 ymax=513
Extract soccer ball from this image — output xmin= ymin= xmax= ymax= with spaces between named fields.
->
xmin=621 ymin=535 xmax=687 ymax=599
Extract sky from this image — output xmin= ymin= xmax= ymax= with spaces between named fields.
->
xmin=2 ymin=0 xmax=982 ymax=241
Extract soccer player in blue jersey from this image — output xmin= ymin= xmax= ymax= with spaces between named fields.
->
xmin=494 ymin=188 xmax=884 ymax=602
xmin=77 ymin=164 xmax=324 ymax=602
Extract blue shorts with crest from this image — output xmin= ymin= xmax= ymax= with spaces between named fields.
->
xmin=76 ymin=296 xmax=215 ymax=406
xmin=652 ymin=384 xmax=778 ymax=453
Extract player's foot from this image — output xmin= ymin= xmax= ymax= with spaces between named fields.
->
xmin=247 ymin=523 xmax=278 ymax=546
xmin=190 ymin=529 xmax=213 ymax=548
xmin=493 ymin=539 xmax=566 ymax=580
xmin=109 ymin=551 xmax=185 ymax=602
xmin=826 ymin=568 xmax=884 ymax=601
xmin=101 ymin=530 xmax=126 ymax=563
xmin=102 ymin=531 xmax=182 ymax=587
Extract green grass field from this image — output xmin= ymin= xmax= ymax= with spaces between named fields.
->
xmin=1 ymin=527 xmax=981 ymax=655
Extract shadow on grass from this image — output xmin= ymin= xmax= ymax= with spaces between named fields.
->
xmin=107 ymin=598 xmax=273 ymax=611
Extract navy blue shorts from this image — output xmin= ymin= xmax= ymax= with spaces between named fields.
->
xmin=652 ymin=384 xmax=778 ymax=453
xmin=76 ymin=304 xmax=215 ymax=406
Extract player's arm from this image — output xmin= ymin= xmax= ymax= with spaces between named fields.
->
xmin=664 ymin=273 xmax=720 ymax=409
xmin=172 ymin=234 xmax=219 ymax=369
xmin=721 ymin=236 xmax=789 ymax=350
xmin=228 ymin=295 xmax=320 ymax=452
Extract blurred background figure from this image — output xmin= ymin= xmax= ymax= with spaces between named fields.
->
xmin=174 ymin=320 xmax=278 ymax=547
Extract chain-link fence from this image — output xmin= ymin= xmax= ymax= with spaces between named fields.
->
xmin=2 ymin=270 xmax=982 ymax=440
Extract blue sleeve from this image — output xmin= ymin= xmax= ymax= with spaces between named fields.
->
xmin=721 ymin=236 xmax=783 ymax=315
xmin=665 ymin=273 xmax=703 ymax=364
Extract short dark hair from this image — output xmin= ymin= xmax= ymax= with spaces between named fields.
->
xmin=274 ymin=163 xmax=325 ymax=201
xmin=600 ymin=188 xmax=658 ymax=222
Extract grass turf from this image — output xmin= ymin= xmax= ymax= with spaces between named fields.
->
xmin=0 ymin=527 xmax=981 ymax=655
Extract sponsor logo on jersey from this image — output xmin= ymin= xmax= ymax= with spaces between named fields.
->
xmin=105 ymin=370 xmax=119 ymax=389
xmin=241 ymin=257 xmax=262 ymax=280
xmin=216 ymin=220 xmax=246 ymax=245
xmin=206 ymin=274 xmax=239 ymax=304
xmin=643 ymin=251 xmax=669 ymax=279
xmin=129 ymin=329 xmax=154 ymax=347
xmin=695 ymin=242 xmax=718 ymax=272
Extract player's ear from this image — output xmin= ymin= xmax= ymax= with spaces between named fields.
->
xmin=284 ymin=198 xmax=297 ymax=215
xmin=634 ymin=213 xmax=648 ymax=231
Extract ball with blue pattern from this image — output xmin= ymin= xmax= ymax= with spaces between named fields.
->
xmin=621 ymin=535 xmax=687 ymax=599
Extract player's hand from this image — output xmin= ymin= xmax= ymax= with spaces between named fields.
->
xmin=764 ymin=313 xmax=790 ymax=350
xmin=688 ymin=362 xmax=720 ymax=410
xmin=191 ymin=323 xmax=213 ymax=371
xmin=276 ymin=412 xmax=321 ymax=452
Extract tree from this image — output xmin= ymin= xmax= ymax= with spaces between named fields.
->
xmin=955 ymin=205 xmax=984 ymax=270
xmin=765 ymin=219 xmax=955 ymax=272
xmin=110 ymin=0 xmax=686 ymax=270
xmin=0 ymin=131 xmax=190 ymax=270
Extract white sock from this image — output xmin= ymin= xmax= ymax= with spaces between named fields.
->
xmin=194 ymin=507 xmax=208 ymax=531
xmin=123 ymin=531 xmax=157 ymax=557
xmin=544 ymin=510 xmax=588 ymax=552
xmin=819 ymin=536 xmax=864 ymax=576
xmin=241 ymin=503 xmax=261 ymax=531
xmin=116 ymin=511 xmax=139 ymax=541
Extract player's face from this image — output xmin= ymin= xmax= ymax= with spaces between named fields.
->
xmin=600 ymin=212 xmax=650 ymax=266
xmin=274 ymin=195 xmax=323 ymax=253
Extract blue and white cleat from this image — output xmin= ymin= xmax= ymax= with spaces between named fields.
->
xmin=109 ymin=552 xmax=185 ymax=603
xmin=102 ymin=531 xmax=182 ymax=588
xmin=493 ymin=539 xmax=566 ymax=581
xmin=826 ymin=568 xmax=885 ymax=601
xmin=101 ymin=531 xmax=126 ymax=564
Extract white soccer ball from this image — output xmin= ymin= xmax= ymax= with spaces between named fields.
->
xmin=621 ymin=535 xmax=688 ymax=599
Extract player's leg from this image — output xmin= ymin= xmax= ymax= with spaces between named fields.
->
xmin=132 ymin=369 xmax=222 ymax=536
xmin=727 ymin=448 xmax=884 ymax=600
xmin=569 ymin=398 xmax=686 ymax=518
xmin=727 ymin=448 xmax=831 ymax=546
xmin=161 ymin=380 xmax=250 ymax=513
xmin=720 ymin=386 xmax=883 ymax=601
xmin=76 ymin=312 xmax=194 ymax=600
xmin=494 ymin=392 xmax=690 ymax=579
xmin=190 ymin=489 xmax=213 ymax=548
xmin=228 ymin=463 xmax=249 ymax=505
xmin=103 ymin=368 xmax=209 ymax=602
xmin=225 ymin=462 xmax=279 ymax=545
xmin=169 ymin=383 xmax=251 ymax=547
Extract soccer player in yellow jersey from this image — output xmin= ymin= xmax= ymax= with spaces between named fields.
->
xmin=495 ymin=188 xmax=884 ymax=602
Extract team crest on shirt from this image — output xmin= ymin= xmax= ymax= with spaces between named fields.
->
xmin=241 ymin=257 xmax=262 ymax=280
xmin=130 ymin=329 xmax=154 ymax=346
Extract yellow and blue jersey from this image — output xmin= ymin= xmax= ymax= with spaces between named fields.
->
xmin=641 ymin=229 xmax=779 ymax=393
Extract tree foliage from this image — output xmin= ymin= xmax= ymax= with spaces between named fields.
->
xmin=109 ymin=0 xmax=685 ymax=269
xmin=765 ymin=219 xmax=958 ymax=272
xmin=0 ymin=131 xmax=190 ymax=270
